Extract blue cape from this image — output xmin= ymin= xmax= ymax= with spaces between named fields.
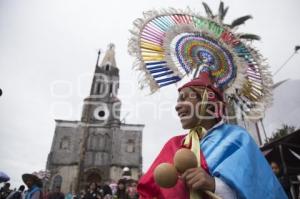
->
xmin=201 ymin=124 xmax=287 ymax=199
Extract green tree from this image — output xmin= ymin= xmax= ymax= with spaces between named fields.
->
xmin=265 ymin=124 xmax=296 ymax=143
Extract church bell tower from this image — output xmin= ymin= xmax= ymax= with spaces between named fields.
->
xmin=47 ymin=44 xmax=144 ymax=194
xmin=81 ymin=43 xmax=121 ymax=127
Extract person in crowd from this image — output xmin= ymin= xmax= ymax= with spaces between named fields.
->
xmin=1 ymin=183 xmax=12 ymax=199
xmin=271 ymin=161 xmax=292 ymax=198
xmin=126 ymin=181 xmax=138 ymax=199
xmin=97 ymin=182 xmax=112 ymax=199
xmin=7 ymin=185 xmax=25 ymax=199
xmin=0 ymin=182 xmax=12 ymax=199
xmin=83 ymin=183 xmax=100 ymax=199
xmin=77 ymin=190 xmax=84 ymax=199
xmin=22 ymin=173 xmax=42 ymax=199
xmin=108 ymin=182 xmax=117 ymax=197
xmin=114 ymin=180 xmax=128 ymax=199
xmin=48 ymin=186 xmax=64 ymax=199
xmin=42 ymin=189 xmax=50 ymax=199
xmin=64 ymin=192 xmax=73 ymax=199
xmin=72 ymin=192 xmax=78 ymax=199
xmin=101 ymin=182 xmax=113 ymax=199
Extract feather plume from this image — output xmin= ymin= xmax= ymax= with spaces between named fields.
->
xmin=218 ymin=2 xmax=228 ymax=22
xmin=202 ymin=2 xmax=214 ymax=18
xmin=222 ymin=7 xmax=229 ymax=21
xmin=239 ymin=34 xmax=261 ymax=41
xmin=230 ymin=15 xmax=252 ymax=28
xmin=218 ymin=2 xmax=224 ymax=18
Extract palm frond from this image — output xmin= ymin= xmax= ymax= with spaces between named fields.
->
xmin=230 ymin=15 xmax=252 ymax=28
xmin=202 ymin=2 xmax=214 ymax=18
xmin=239 ymin=34 xmax=261 ymax=41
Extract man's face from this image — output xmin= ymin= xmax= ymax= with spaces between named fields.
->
xmin=175 ymin=87 xmax=202 ymax=129
xmin=4 ymin=183 xmax=10 ymax=190
xmin=89 ymin=183 xmax=96 ymax=191
xmin=271 ymin=162 xmax=280 ymax=176
xmin=118 ymin=183 xmax=125 ymax=190
xmin=25 ymin=179 xmax=34 ymax=188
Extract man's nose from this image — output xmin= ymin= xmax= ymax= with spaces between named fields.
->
xmin=175 ymin=102 xmax=183 ymax=112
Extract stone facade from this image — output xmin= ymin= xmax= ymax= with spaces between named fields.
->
xmin=46 ymin=44 xmax=144 ymax=193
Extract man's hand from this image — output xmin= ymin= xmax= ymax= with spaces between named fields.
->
xmin=180 ymin=167 xmax=215 ymax=192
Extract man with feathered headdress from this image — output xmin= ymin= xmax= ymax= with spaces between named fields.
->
xmin=137 ymin=72 xmax=287 ymax=199
xmin=128 ymin=2 xmax=288 ymax=199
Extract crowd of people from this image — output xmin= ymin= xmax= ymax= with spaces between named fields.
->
xmin=0 ymin=174 xmax=138 ymax=199
xmin=0 ymin=183 xmax=24 ymax=199
xmin=74 ymin=179 xmax=138 ymax=199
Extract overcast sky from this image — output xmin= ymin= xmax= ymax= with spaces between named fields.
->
xmin=1 ymin=0 xmax=300 ymax=188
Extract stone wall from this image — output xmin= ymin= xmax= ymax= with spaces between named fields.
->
xmin=50 ymin=165 xmax=78 ymax=193
xmin=48 ymin=121 xmax=82 ymax=168
xmin=111 ymin=126 xmax=143 ymax=167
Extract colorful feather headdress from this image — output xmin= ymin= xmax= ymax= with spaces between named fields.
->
xmin=128 ymin=2 xmax=273 ymax=120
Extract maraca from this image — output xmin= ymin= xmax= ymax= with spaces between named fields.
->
xmin=173 ymin=148 xmax=198 ymax=173
xmin=153 ymin=148 xmax=197 ymax=188
xmin=154 ymin=148 xmax=222 ymax=199
xmin=153 ymin=163 xmax=178 ymax=188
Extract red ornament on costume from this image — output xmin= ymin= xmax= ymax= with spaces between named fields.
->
xmin=178 ymin=71 xmax=224 ymax=102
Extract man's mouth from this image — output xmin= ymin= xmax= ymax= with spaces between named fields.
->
xmin=178 ymin=112 xmax=189 ymax=119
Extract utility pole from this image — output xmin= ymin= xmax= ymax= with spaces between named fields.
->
xmin=273 ymin=45 xmax=300 ymax=77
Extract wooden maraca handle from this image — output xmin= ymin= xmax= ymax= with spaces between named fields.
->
xmin=204 ymin=190 xmax=222 ymax=199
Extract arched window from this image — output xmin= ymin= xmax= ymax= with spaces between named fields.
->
xmin=126 ymin=139 xmax=135 ymax=153
xmin=88 ymin=134 xmax=98 ymax=150
xmin=96 ymin=82 xmax=103 ymax=94
xmin=59 ymin=136 xmax=70 ymax=150
xmin=97 ymin=134 xmax=109 ymax=151
xmin=105 ymin=64 xmax=110 ymax=71
xmin=52 ymin=175 xmax=62 ymax=190
xmin=109 ymin=83 xmax=113 ymax=96
xmin=86 ymin=172 xmax=101 ymax=184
